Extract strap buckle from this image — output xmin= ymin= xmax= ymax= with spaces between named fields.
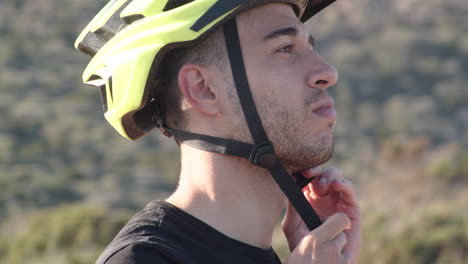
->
xmin=148 ymin=98 xmax=172 ymax=138
xmin=151 ymin=116 xmax=172 ymax=137
xmin=249 ymin=142 xmax=277 ymax=169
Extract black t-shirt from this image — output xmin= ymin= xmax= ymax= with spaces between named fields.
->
xmin=96 ymin=200 xmax=282 ymax=264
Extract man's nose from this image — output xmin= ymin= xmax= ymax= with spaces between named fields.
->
xmin=306 ymin=53 xmax=338 ymax=90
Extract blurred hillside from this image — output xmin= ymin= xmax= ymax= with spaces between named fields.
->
xmin=0 ymin=0 xmax=467 ymax=263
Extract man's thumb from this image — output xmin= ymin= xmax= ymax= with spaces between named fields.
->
xmin=310 ymin=213 xmax=350 ymax=242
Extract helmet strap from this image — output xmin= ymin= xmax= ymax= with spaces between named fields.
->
xmin=221 ymin=18 xmax=322 ymax=230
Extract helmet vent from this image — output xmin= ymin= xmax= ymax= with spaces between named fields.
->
xmin=76 ymin=0 xmax=133 ymax=57
xmin=86 ymin=75 xmax=112 ymax=113
xmin=122 ymin=14 xmax=145 ymax=24
xmin=163 ymin=0 xmax=195 ymax=12
xmin=94 ymin=13 xmax=122 ymax=41
xmin=77 ymin=36 xmax=105 ymax=57
xmin=99 ymin=83 xmax=109 ymax=113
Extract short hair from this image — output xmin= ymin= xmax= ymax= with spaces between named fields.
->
xmin=154 ymin=28 xmax=227 ymax=129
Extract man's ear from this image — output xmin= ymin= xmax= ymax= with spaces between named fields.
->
xmin=178 ymin=64 xmax=220 ymax=116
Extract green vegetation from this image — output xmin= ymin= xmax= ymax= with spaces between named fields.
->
xmin=0 ymin=204 xmax=130 ymax=264
xmin=430 ymin=149 xmax=468 ymax=184
xmin=1 ymin=0 xmax=467 ymax=263
xmin=361 ymin=205 xmax=468 ymax=264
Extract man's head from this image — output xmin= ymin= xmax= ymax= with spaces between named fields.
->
xmin=75 ymin=0 xmax=337 ymax=141
xmin=161 ymin=3 xmax=338 ymax=171
xmin=76 ymin=0 xmax=339 ymax=230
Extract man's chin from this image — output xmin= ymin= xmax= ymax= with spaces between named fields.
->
xmin=297 ymin=155 xmax=333 ymax=172
xmin=281 ymin=155 xmax=333 ymax=173
xmin=280 ymin=144 xmax=335 ymax=172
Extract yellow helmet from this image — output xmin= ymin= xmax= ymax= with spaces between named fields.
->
xmin=75 ymin=0 xmax=336 ymax=140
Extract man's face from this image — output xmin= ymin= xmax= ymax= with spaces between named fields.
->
xmin=222 ymin=3 xmax=338 ymax=171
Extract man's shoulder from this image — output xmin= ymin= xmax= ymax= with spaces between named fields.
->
xmin=103 ymin=241 xmax=176 ymax=264
xmin=96 ymin=200 xmax=179 ymax=264
xmin=96 ymin=200 xmax=282 ymax=264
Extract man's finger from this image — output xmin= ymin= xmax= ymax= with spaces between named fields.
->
xmin=302 ymin=167 xmax=322 ymax=178
xmin=309 ymin=167 xmax=342 ymax=197
xmin=310 ymin=213 xmax=350 ymax=242
xmin=334 ymin=232 xmax=347 ymax=252
xmin=329 ymin=179 xmax=360 ymax=208
xmin=342 ymin=249 xmax=354 ymax=263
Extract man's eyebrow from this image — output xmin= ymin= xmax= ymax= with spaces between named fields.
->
xmin=264 ymin=27 xmax=298 ymax=40
xmin=264 ymin=26 xmax=316 ymax=47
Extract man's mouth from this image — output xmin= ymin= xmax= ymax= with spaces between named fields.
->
xmin=311 ymin=96 xmax=336 ymax=121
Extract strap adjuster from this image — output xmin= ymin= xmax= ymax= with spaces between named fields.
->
xmin=152 ymin=116 xmax=172 ymax=138
xmin=249 ymin=142 xmax=277 ymax=169
xmin=147 ymin=98 xmax=172 ymax=138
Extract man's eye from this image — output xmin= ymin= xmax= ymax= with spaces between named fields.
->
xmin=278 ymin=45 xmax=293 ymax=53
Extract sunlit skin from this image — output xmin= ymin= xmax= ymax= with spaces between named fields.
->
xmin=167 ymin=3 xmax=361 ymax=264
xmin=233 ymin=3 xmax=338 ymax=171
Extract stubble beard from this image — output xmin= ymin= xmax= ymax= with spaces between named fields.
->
xmin=263 ymin=99 xmax=335 ymax=171
xmin=225 ymin=86 xmax=335 ymax=172
xmin=276 ymin=132 xmax=334 ymax=172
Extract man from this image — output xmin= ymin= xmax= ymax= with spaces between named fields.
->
xmin=76 ymin=0 xmax=361 ymax=263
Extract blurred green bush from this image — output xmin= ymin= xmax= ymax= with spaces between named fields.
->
xmin=0 ymin=203 xmax=130 ymax=264
xmin=361 ymin=206 xmax=468 ymax=264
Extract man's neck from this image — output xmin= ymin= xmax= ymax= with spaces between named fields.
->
xmin=166 ymin=144 xmax=287 ymax=249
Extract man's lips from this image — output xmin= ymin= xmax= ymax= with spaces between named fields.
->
xmin=312 ymin=96 xmax=336 ymax=121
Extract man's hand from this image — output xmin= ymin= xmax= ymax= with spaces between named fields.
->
xmin=284 ymin=213 xmax=352 ymax=264
xmin=282 ymin=167 xmax=361 ymax=264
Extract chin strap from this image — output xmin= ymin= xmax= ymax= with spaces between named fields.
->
xmin=221 ymin=18 xmax=322 ymax=231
